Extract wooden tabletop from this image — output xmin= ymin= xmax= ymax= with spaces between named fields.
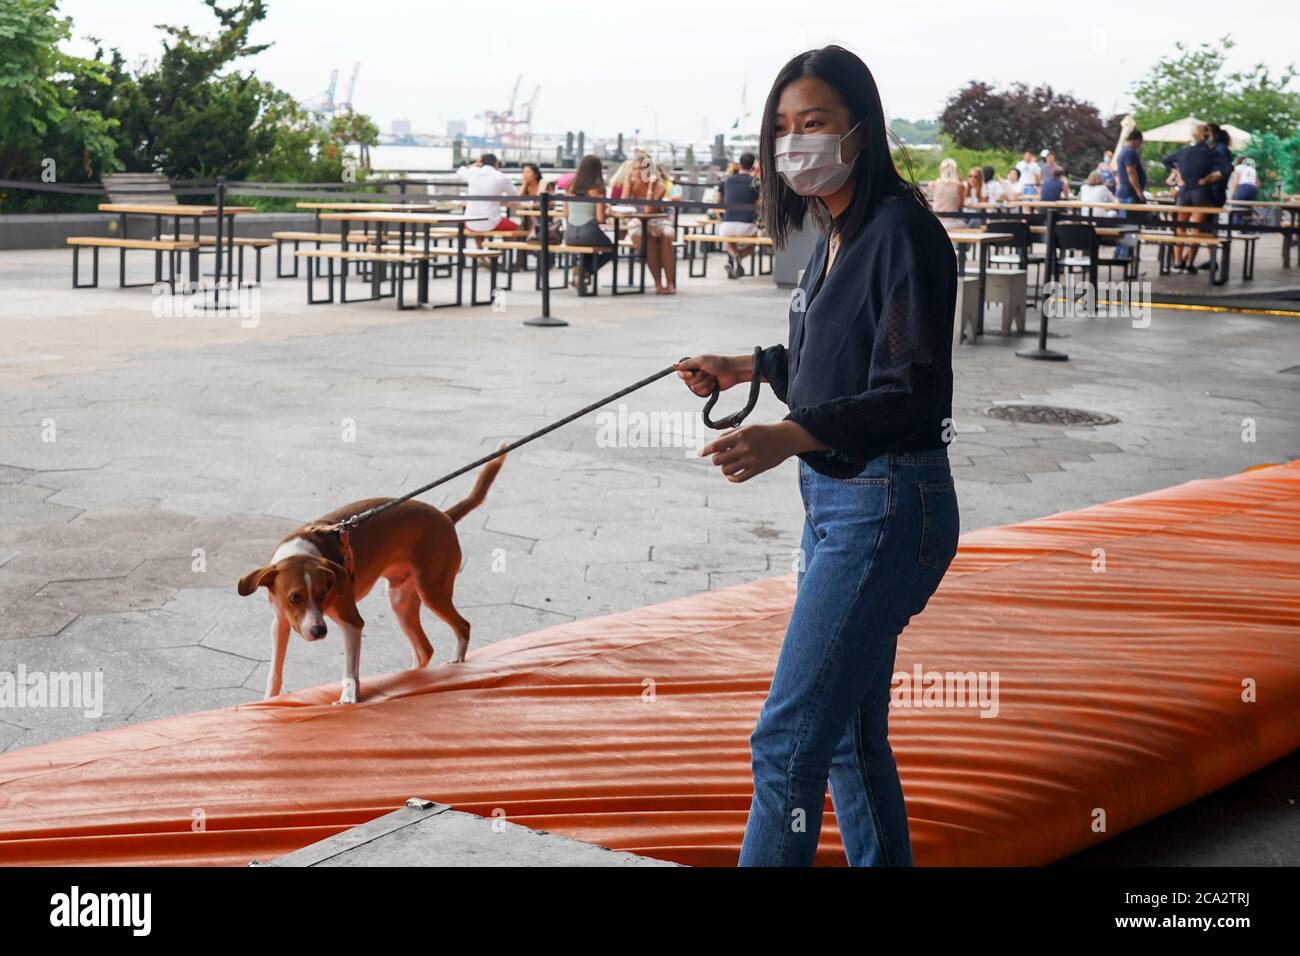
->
xmin=98 ymin=203 xmax=256 ymax=216
xmin=296 ymin=201 xmax=456 ymax=211
xmin=319 ymin=211 xmax=478 ymax=224
xmin=1227 ymin=199 xmax=1300 ymax=210
xmin=988 ymin=199 xmax=1228 ymax=216
xmin=948 ymin=231 xmax=1014 ymax=244
xmin=1026 ymin=225 xmax=1137 ymax=237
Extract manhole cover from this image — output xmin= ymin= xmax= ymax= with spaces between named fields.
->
xmin=982 ymin=404 xmax=1119 ymax=426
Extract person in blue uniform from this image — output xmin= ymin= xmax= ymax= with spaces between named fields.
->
xmin=675 ymin=45 xmax=960 ymax=867
xmin=1163 ymin=125 xmax=1228 ymax=272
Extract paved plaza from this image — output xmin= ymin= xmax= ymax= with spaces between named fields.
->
xmin=2 ymin=247 xmax=1298 ymax=750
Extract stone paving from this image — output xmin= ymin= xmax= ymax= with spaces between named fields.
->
xmin=1 ymin=247 xmax=1298 ymax=755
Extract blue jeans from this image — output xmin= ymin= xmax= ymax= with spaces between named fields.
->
xmin=739 ymin=451 xmax=959 ymax=866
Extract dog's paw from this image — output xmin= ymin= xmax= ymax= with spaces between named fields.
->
xmin=333 ymin=679 xmax=358 ymax=705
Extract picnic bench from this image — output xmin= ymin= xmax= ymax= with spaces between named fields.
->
xmin=317 ymin=211 xmax=480 ymax=308
xmin=681 ymin=233 xmax=774 ymax=278
xmin=67 ymin=236 xmax=198 ymax=291
xmin=65 ymin=190 xmax=254 ymax=289
xmin=484 ymin=240 xmax=615 ymax=296
xmin=1136 ymin=231 xmax=1233 ymax=281
xmin=295 ymin=249 xmax=428 ymax=309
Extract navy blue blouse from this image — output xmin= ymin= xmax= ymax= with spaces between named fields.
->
xmin=759 ymin=194 xmax=958 ymax=479
xmin=1162 ymin=142 xmax=1229 ymax=192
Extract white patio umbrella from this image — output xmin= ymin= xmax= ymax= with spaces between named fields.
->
xmin=1144 ymin=114 xmax=1253 ymax=148
xmin=1221 ymin=124 xmax=1253 ymax=148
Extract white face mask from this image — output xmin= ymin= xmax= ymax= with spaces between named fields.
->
xmin=774 ymin=120 xmax=863 ymax=197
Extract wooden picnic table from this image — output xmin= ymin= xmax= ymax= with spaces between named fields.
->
xmin=964 ymin=199 xmax=1248 ymax=285
xmin=98 ymin=203 xmax=256 ymax=282
xmin=1227 ymin=199 xmax=1300 ymax=267
xmin=984 ymin=199 xmax=1228 ymax=216
xmin=319 ymin=211 xmax=480 ymax=308
xmin=948 ymin=231 xmax=1013 ymax=330
xmin=297 ymin=200 xmax=462 ymax=231
xmin=606 ymin=209 xmax=671 ymax=295
xmin=296 ymin=202 xmax=449 ymax=210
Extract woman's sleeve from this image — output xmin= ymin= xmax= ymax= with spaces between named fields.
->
xmin=759 ymin=345 xmax=789 ymax=404
xmin=783 ymin=228 xmax=956 ymax=465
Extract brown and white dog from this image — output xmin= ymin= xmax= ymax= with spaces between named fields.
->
xmin=238 ymin=454 xmax=504 ymax=704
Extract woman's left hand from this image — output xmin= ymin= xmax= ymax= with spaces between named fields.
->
xmin=699 ymin=421 xmax=823 ymax=483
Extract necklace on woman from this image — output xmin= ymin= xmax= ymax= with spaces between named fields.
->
xmin=826 ymin=230 xmax=842 ymax=273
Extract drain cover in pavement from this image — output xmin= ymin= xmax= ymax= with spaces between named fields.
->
xmin=982 ymin=404 xmax=1119 ymax=426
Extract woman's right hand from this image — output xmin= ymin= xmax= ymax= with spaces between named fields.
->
xmin=674 ymin=354 xmax=751 ymax=396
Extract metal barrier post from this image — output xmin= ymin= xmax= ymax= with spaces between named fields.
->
xmin=1017 ymin=205 xmax=1068 ymax=361
xmin=524 ymin=190 xmax=567 ymax=327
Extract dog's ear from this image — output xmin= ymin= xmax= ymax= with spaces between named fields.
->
xmin=237 ymin=565 xmax=277 ymax=596
xmin=314 ymin=558 xmax=351 ymax=592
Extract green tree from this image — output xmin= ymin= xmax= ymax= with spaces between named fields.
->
xmin=1129 ymin=36 xmax=1300 ymax=138
xmin=0 ymin=0 xmax=119 ymax=192
xmin=4 ymin=0 xmax=388 ymax=211
xmin=1242 ymin=133 xmax=1300 ymax=196
xmin=128 ymin=0 xmax=274 ymax=178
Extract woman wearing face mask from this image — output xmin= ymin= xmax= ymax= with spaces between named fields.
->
xmin=675 ymin=45 xmax=958 ymax=867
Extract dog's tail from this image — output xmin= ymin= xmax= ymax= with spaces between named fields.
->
xmin=444 ymin=445 xmax=506 ymax=524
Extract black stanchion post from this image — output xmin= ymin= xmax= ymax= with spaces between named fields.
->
xmin=524 ymin=190 xmax=567 ymax=327
xmin=214 ymin=178 xmax=225 ymax=282
xmin=1017 ymin=205 xmax=1068 ymax=361
xmin=212 ymin=177 xmax=227 ymax=308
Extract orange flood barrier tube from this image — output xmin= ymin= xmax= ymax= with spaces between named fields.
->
xmin=1 ymin=463 xmax=1298 ymax=866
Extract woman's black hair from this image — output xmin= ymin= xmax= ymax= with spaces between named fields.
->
xmin=569 ymin=154 xmax=605 ymax=196
xmin=522 ymin=162 xmax=542 ymax=180
xmin=759 ymin=45 xmax=925 ymax=249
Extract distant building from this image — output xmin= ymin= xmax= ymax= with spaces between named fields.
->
xmin=447 ymin=119 xmax=467 ymax=139
xmin=391 ymin=119 xmax=412 ymax=137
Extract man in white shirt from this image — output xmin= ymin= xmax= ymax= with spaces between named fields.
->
xmin=456 ymin=154 xmax=520 ymax=233
xmin=1015 ymin=150 xmax=1042 ymax=190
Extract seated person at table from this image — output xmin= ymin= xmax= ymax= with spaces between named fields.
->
xmin=518 ymin=163 xmax=544 ymax=197
xmin=981 ymin=164 xmax=1006 ymax=203
xmin=1078 ymin=170 xmax=1118 ymax=217
xmin=1039 ymin=168 xmax=1069 ymax=201
xmin=1097 ymin=153 xmax=1116 ymax=188
xmin=623 ymin=153 xmax=677 ymax=295
xmin=564 ymin=155 xmax=615 ymax=293
xmin=930 ymin=158 xmax=966 ymax=230
xmin=457 ymin=154 xmax=520 ymax=235
xmin=608 ymin=159 xmax=635 ymax=200
xmin=720 ymin=152 xmax=761 ymax=278
xmin=1004 ymin=167 xmax=1023 ymax=198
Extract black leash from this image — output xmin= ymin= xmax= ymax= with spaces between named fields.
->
xmin=335 ymin=347 xmax=764 ymax=534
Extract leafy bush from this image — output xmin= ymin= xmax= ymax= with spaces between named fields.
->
xmin=1 ymin=0 xmax=380 ymax=213
xmin=895 ymin=137 xmax=1023 ymax=186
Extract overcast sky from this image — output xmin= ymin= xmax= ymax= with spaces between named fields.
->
xmin=58 ymin=0 xmax=1296 ymax=142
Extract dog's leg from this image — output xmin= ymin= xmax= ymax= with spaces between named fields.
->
xmin=334 ymin=619 xmax=362 ymax=704
xmin=326 ymin=586 xmax=365 ymax=704
xmin=418 ymin=569 xmax=472 ymax=663
xmin=387 ymin=574 xmax=434 ymax=668
xmin=265 ymin=615 xmax=290 ymax=699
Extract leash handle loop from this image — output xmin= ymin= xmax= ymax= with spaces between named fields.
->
xmin=700 ymin=346 xmax=764 ymax=430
